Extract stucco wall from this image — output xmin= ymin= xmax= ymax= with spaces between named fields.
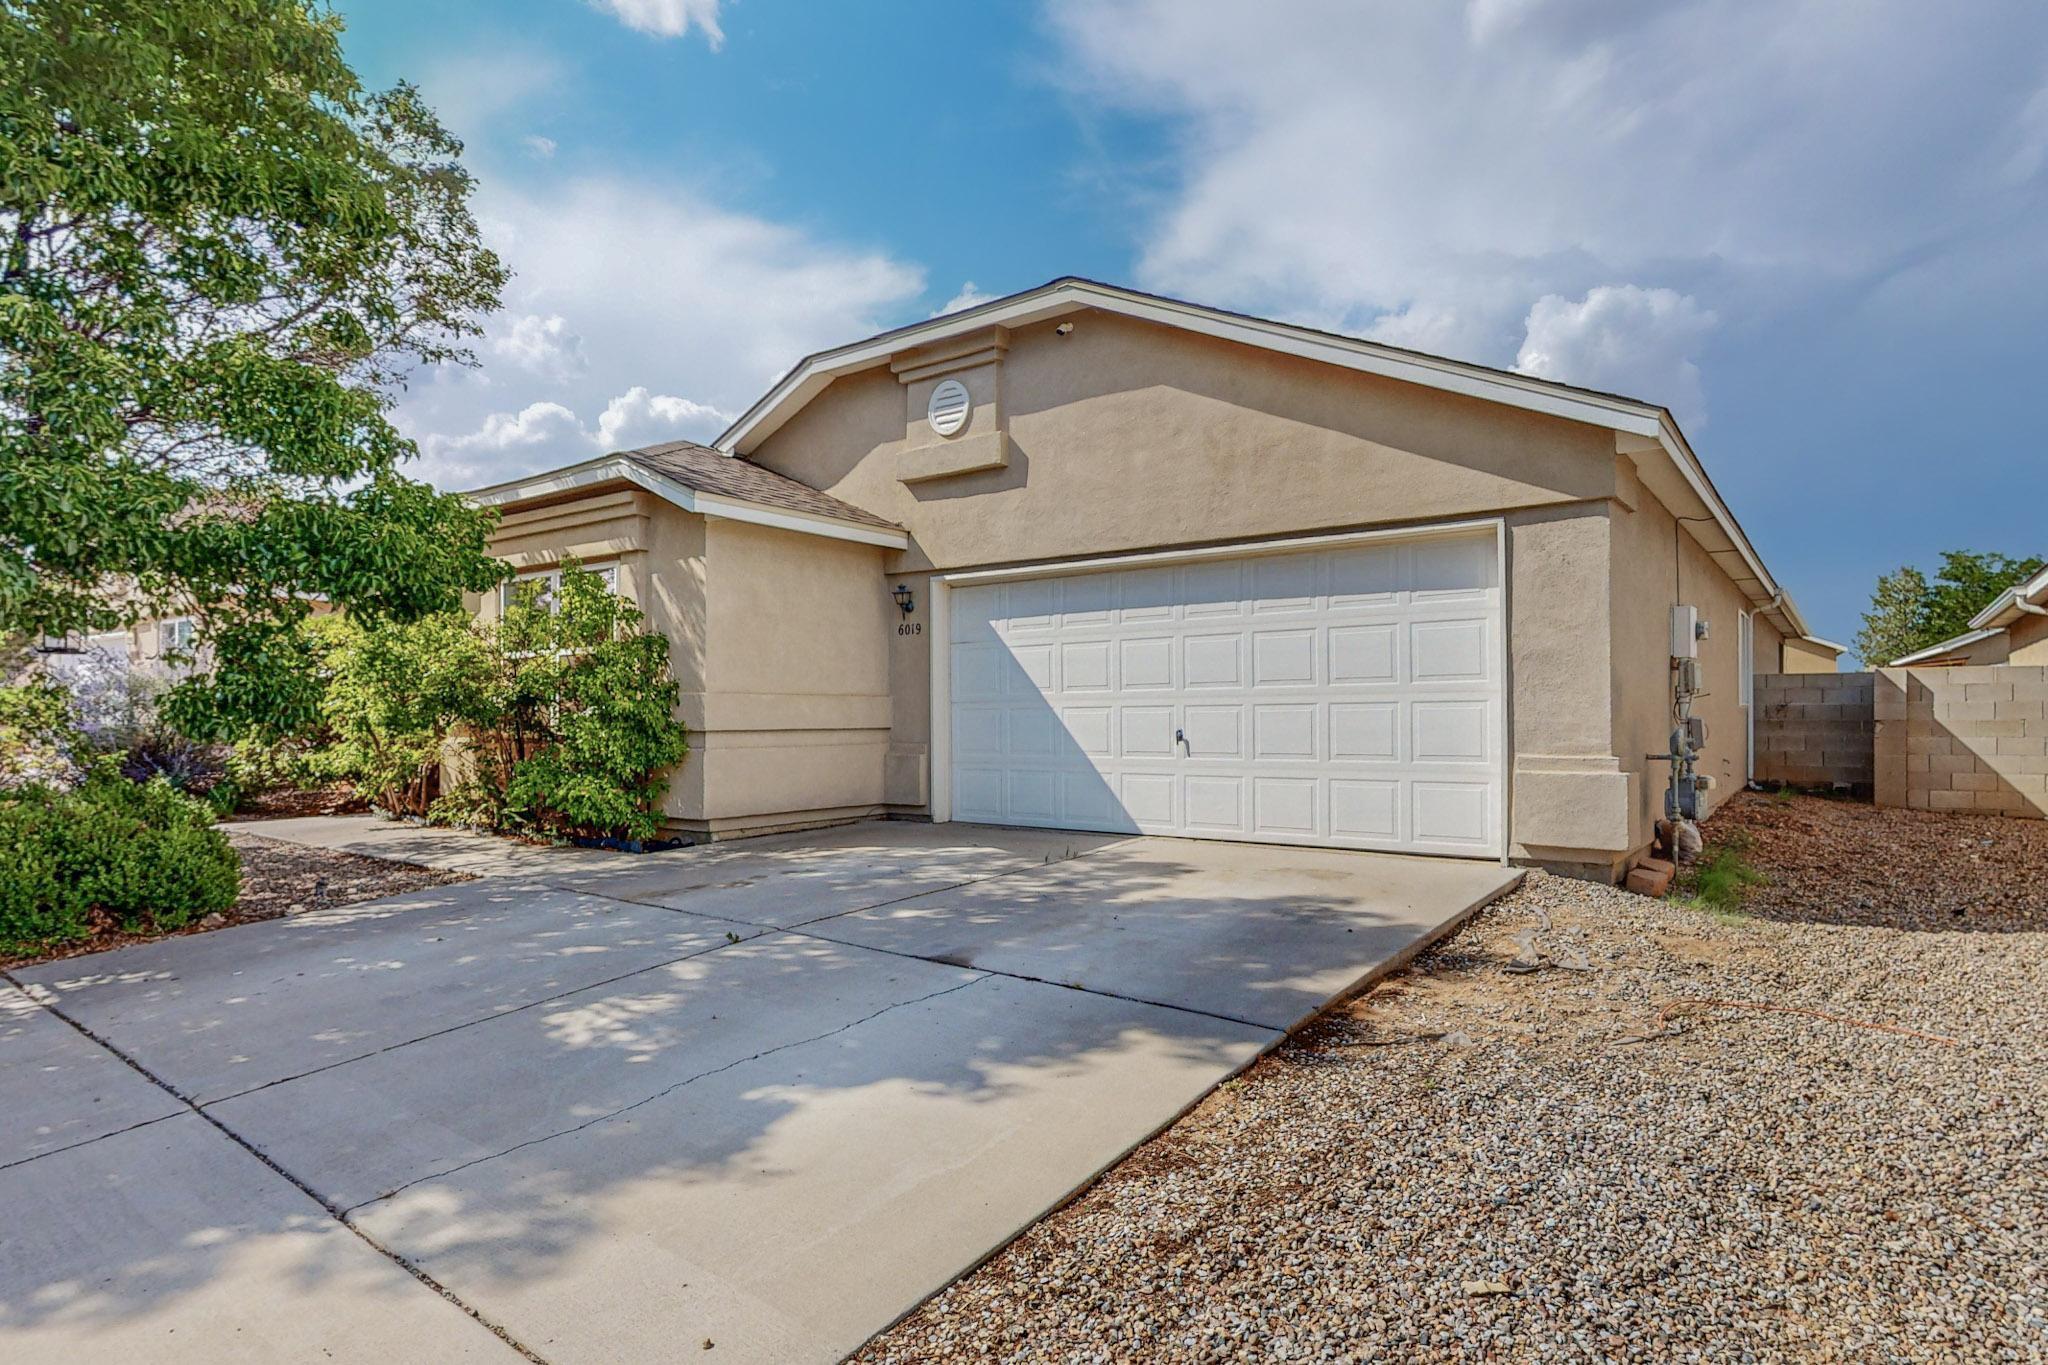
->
xmin=754 ymin=310 xmax=1711 ymax=870
xmin=2009 ymin=613 xmax=2048 ymax=665
xmin=1781 ymin=636 xmax=1842 ymax=674
xmin=691 ymin=517 xmax=893 ymax=835
xmin=1604 ymin=462 xmax=1772 ymax=857
xmin=474 ymin=486 xmax=891 ymax=838
xmin=755 ymin=310 xmax=1623 ymax=573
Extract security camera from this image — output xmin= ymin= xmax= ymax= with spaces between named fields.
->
xmin=1054 ymin=322 xmax=1075 ymax=336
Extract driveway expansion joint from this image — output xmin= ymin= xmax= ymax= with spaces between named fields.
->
xmin=337 ymin=972 xmax=992 ymax=1219
xmin=1 ymin=967 xmax=548 ymax=1365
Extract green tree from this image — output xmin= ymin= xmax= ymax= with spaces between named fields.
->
xmin=0 ymin=0 xmax=509 ymax=737
xmin=311 ymin=611 xmax=493 ymax=818
xmin=1854 ymin=551 xmax=2044 ymax=666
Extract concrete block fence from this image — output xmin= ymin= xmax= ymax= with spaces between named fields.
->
xmin=1874 ymin=666 xmax=2048 ymax=819
xmin=1754 ymin=672 xmax=1876 ymax=789
xmin=1755 ymin=666 xmax=2048 ymax=820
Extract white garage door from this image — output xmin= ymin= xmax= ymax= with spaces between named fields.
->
xmin=945 ymin=530 xmax=1504 ymax=857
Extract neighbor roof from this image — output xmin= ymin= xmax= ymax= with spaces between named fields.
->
xmin=712 ymin=276 xmax=1811 ymax=639
xmin=1889 ymin=627 xmax=2005 ymax=667
xmin=464 ymin=441 xmax=907 ymax=550
xmin=1969 ymin=564 xmax=2048 ymax=631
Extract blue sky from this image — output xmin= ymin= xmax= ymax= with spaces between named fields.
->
xmin=337 ymin=0 xmax=2048 ymax=662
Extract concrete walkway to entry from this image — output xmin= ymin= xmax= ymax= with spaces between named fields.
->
xmin=2 ymin=817 xmax=1518 ymax=1364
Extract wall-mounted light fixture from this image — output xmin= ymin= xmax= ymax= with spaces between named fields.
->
xmin=892 ymin=583 xmax=915 ymax=616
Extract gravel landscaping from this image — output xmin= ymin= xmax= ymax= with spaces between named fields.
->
xmin=858 ymin=791 xmax=2047 ymax=1363
xmin=0 ymin=830 xmax=471 ymax=968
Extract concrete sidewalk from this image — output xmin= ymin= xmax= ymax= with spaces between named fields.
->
xmin=5 ymin=819 xmax=1518 ymax=1363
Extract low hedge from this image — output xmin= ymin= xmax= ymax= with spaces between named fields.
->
xmin=0 ymin=767 xmax=241 ymax=954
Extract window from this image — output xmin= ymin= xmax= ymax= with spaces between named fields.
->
xmin=159 ymin=618 xmax=196 ymax=654
xmin=500 ymin=564 xmax=618 ymax=613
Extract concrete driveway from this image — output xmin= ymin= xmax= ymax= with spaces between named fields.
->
xmin=2 ymin=818 xmax=1518 ymax=1363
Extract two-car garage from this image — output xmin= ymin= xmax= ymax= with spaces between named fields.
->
xmin=935 ymin=525 xmax=1506 ymax=858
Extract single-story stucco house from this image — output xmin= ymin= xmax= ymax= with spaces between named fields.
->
xmin=1888 ymin=565 xmax=2048 ymax=668
xmin=466 ymin=278 xmax=1825 ymax=879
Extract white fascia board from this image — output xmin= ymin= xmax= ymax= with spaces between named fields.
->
xmin=1799 ymin=635 xmax=1848 ymax=654
xmin=463 ymin=457 xmax=908 ymax=551
xmin=1889 ymin=627 xmax=2003 ymax=666
xmin=715 ymin=279 xmax=1667 ymax=457
xmin=1969 ymin=564 xmax=2048 ymax=629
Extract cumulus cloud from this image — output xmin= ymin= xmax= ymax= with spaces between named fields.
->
xmin=589 ymin=0 xmax=725 ymax=46
xmin=1515 ymin=286 xmax=1718 ymax=426
xmin=396 ymin=175 xmax=923 ymax=489
xmin=593 ymin=387 xmax=732 ymax=451
xmin=932 ymin=281 xmax=998 ymax=316
xmin=1042 ymin=0 xmax=2048 ymax=413
xmin=488 ymin=313 xmax=587 ymax=381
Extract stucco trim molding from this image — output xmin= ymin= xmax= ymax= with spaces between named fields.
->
xmin=466 ymin=455 xmax=910 ymax=550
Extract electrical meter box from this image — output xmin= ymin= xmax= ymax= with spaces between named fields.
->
xmin=1671 ymin=604 xmax=1700 ymax=659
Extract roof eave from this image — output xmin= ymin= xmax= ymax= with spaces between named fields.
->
xmin=461 ymin=455 xmax=909 ymax=551
xmin=1889 ymin=626 xmax=2004 ymax=666
xmin=1968 ymin=565 xmax=2048 ymax=630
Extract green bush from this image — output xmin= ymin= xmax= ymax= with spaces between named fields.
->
xmin=0 ymin=680 xmax=84 ymax=790
xmin=312 ymin=610 xmax=494 ymax=817
xmin=0 ymin=766 xmax=241 ymax=953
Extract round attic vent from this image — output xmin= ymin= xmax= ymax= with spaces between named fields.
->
xmin=927 ymin=378 xmax=971 ymax=437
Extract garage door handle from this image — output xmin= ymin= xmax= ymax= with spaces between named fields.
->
xmin=1176 ymin=728 xmax=1189 ymax=754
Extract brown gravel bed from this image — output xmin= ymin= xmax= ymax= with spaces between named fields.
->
xmin=0 ymin=831 xmax=471 ymax=969
xmin=1701 ymin=790 xmax=2048 ymax=930
xmin=857 ymin=793 xmax=2048 ymax=1363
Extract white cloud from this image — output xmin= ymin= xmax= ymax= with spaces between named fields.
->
xmin=522 ymin=134 xmax=558 ymax=159
xmin=932 ymin=281 xmax=997 ymax=316
xmin=589 ymin=0 xmax=725 ymax=46
xmin=396 ymin=175 xmax=923 ymax=489
xmin=1043 ymin=0 xmax=2048 ymax=416
xmin=488 ymin=313 xmax=586 ymax=381
xmin=593 ymin=387 xmax=732 ymax=451
xmin=415 ymin=51 xmax=564 ymax=141
xmin=1515 ymin=285 xmax=1718 ymax=427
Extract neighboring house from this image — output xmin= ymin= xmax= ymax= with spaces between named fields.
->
xmin=1780 ymin=634 xmax=1847 ymax=674
xmin=467 ymin=278 xmax=1820 ymax=880
xmin=1887 ymin=565 xmax=2048 ymax=668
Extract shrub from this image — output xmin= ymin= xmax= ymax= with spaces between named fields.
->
xmin=491 ymin=568 xmax=688 ymax=841
xmin=0 ymin=680 xmax=83 ymax=790
xmin=314 ymin=611 xmax=494 ymax=817
xmin=0 ymin=765 xmax=241 ymax=953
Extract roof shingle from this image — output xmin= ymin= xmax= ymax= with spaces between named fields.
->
xmin=619 ymin=441 xmax=900 ymax=531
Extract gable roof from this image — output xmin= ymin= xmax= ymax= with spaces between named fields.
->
xmin=464 ymin=440 xmax=907 ymax=549
xmin=713 ymin=276 xmax=1810 ymax=639
xmin=1969 ymin=563 xmax=2048 ymax=631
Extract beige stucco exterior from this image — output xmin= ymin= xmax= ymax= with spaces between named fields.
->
xmin=735 ymin=309 xmax=1790 ymax=875
xmin=2008 ymin=612 xmax=2048 ymax=665
xmin=473 ymin=485 xmax=894 ymax=839
xmin=1781 ymin=635 xmax=1844 ymax=673
xmin=471 ymin=293 xmax=1808 ymax=876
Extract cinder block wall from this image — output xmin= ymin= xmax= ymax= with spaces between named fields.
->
xmin=1874 ymin=666 xmax=2048 ymax=818
xmin=1754 ymin=672 xmax=1876 ymax=788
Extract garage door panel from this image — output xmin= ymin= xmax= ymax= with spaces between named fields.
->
xmin=1183 ymin=633 xmax=1243 ymax=687
xmin=1411 ymin=700 xmax=1490 ymax=764
xmin=1119 ymin=637 xmax=1174 ymax=689
xmin=1409 ymin=618 xmax=1490 ymax=682
xmin=947 ymin=531 xmax=1502 ymax=856
xmin=1330 ymin=702 xmax=1399 ymax=761
xmin=1251 ymin=630 xmax=1317 ymax=686
xmin=1061 ymin=640 xmax=1112 ymax=690
xmin=1329 ymin=624 xmax=1398 ymax=685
